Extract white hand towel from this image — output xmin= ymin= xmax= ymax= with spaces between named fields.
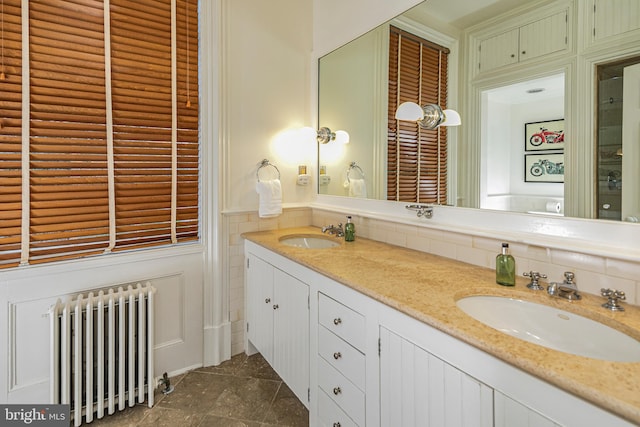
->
xmin=348 ymin=178 xmax=367 ymax=198
xmin=256 ymin=179 xmax=282 ymax=218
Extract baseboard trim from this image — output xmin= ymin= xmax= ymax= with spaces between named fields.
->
xmin=203 ymin=322 xmax=231 ymax=367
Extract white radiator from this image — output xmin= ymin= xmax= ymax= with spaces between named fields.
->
xmin=49 ymin=283 xmax=156 ymax=426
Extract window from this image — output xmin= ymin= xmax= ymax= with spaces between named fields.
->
xmin=387 ymin=26 xmax=449 ymax=203
xmin=0 ymin=0 xmax=199 ymax=269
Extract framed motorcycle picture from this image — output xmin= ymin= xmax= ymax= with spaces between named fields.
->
xmin=524 ymin=119 xmax=565 ymax=151
xmin=525 ymin=153 xmax=564 ymax=183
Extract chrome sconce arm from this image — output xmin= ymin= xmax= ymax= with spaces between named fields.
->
xmin=316 ymin=126 xmax=349 ymax=144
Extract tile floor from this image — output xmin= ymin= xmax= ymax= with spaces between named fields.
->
xmin=83 ymin=353 xmax=309 ymax=426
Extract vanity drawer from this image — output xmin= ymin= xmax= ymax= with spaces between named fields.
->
xmin=318 ymin=389 xmax=359 ymax=427
xmin=318 ymin=325 xmax=365 ymax=390
xmin=318 ymin=357 xmax=365 ymax=426
xmin=319 ymin=293 xmax=365 ymax=351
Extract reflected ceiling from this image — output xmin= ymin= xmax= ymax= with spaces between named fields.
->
xmin=418 ymin=0 xmax=532 ymax=28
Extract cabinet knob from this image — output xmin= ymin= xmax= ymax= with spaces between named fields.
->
xmin=333 ymin=318 xmax=342 ymax=325
xmin=273 ymin=304 xmax=279 ymax=310
xmin=333 ymin=386 xmax=342 ymax=395
xmin=521 ymin=50 xmax=526 ymax=55
xmin=333 ymin=352 xmax=342 ymax=360
xmin=510 ymin=53 xmax=515 ymax=58
xmin=264 ymin=298 xmax=271 ymax=304
xmin=333 ymin=423 xmax=341 ymax=427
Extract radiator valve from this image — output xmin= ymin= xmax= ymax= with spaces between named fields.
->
xmin=159 ymin=372 xmax=174 ymax=395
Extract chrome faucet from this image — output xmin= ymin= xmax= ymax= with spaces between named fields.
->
xmin=523 ymin=271 xmax=547 ymax=291
xmin=601 ymin=288 xmax=626 ymax=311
xmin=322 ymin=223 xmax=344 ymax=237
xmin=547 ymin=271 xmax=581 ymax=301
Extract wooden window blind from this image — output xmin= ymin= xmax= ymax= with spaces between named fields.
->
xmin=0 ymin=0 xmax=199 ymax=269
xmin=387 ymin=26 xmax=449 ymax=203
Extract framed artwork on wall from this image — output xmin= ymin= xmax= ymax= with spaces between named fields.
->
xmin=525 ymin=119 xmax=564 ymax=151
xmin=525 ymin=152 xmax=564 ymax=183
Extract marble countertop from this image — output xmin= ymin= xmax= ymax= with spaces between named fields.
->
xmin=243 ymin=226 xmax=640 ymax=425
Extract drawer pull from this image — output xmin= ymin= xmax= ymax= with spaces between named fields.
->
xmin=333 ymin=423 xmax=341 ymax=427
xmin=333 ymin=352 xmax=342 ymax=360
xmin=265 ymin=298 xmax=271 ymax=304
xmin=333 ymin=317 xmax=342 ymax=325
xmin=273 ymin=304 xmax=279 ymax=310
xmin=333 ymin=386 xmax=342 ymax=395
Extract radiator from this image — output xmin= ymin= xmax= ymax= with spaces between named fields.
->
xmin=49 ymin=283 xmax=156 ymax=426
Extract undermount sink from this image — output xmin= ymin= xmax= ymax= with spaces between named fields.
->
xmin=456 ymin=295 xmax=640 ymax=362
xmin=279 ymin=234 xmax=340 ymax=249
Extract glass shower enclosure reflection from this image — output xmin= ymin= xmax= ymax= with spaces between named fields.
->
xmin=596 ymin=58 xmax=640 ymax=221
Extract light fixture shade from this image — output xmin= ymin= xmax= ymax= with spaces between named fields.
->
xmin=441 ymin=109 xmax=461 ymax=127
xmin=395 ymin=102 xmax=425 ymax=121
xmin=395 ymin=102 xmax=461 ymax=129
xmin=334 ymin=130 xmax=350 ymax=144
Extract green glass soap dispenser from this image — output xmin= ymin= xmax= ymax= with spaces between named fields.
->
xmin=345 ymin=216 xmax=355 ymax=242
xmin=496 ymin=243 xmax=515 ymax=286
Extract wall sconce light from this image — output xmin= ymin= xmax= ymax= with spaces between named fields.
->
xmin=316 ymin=126 xmax=350 ymax=144
xmin=395 ymin=102 xmax=461 ymax=129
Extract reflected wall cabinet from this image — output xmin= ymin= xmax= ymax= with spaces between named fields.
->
xmin=477 ymin=9 xmax=568 ymax=74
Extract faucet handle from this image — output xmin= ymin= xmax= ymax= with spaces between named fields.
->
xmin=601 ymin=288 xmax=626 ymax=311
xmin=523 ymin=271 xmax=547 ymax=290
xmin=563 ymin=271 xmax=575 ymax=284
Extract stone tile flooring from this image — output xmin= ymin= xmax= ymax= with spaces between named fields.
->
xmin=83 ymin=353 xmax=309 ymax=426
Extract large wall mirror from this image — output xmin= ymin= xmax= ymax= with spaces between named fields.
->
xmin=317 ymin=0 xmax=640 ymax=222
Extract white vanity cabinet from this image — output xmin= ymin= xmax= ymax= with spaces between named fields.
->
xmin=379 ymin=326 xmax=493 ymax=427
xmin=494 ymin=392 xmax=561 ymax=427
xmin=244 ymin=247 xmax=309 ymax=407
xmin=317 ymin=293 xmax=367 ymax=426
xmin=379 ymin=324 xmax=562 ymax=427
xmin=243 ymin=240 xmax=636 ymax=427
xmin=376 ymin=303 xmax=633 ymax=427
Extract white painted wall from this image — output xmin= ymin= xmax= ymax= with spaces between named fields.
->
xmin=223 ymin=0 xmax=315 ymax=212
xmin=318 ymin=26 xmax=380 ymax=198
xmin=510 ymin=98 xmax=565 ymax=198
xmin=483 ymin=94 xmax=565 ymax=212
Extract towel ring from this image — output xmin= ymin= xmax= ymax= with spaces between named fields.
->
xmin=257 ymin=159 xmax=281 ymax=182
xmin=346 ymin=161 xmax=365 ymax=183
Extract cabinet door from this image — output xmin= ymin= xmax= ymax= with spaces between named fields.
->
xmin=273 ymin=268 xmax=309 ymax=406
xmin=593 ymin=0 xmax=640 ymax=41
xmin=479 ymin=28 xmax=519 ymax=73
xmin=379 ymin=327 xmax=493 ymax=427
xmin=246 ymin=255 xmax=274 ymax=364
xmin=494 ymin=391 xmax=561 ymax=427
xmin=519 ymin=11 xmax=567 ymax=63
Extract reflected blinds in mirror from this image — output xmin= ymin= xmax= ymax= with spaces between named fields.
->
xmin=387 ymin=26 xmax=449 ymax=203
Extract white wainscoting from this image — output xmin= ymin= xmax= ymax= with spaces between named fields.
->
xmin=0 ymin=245 xmax=204 ymax=404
